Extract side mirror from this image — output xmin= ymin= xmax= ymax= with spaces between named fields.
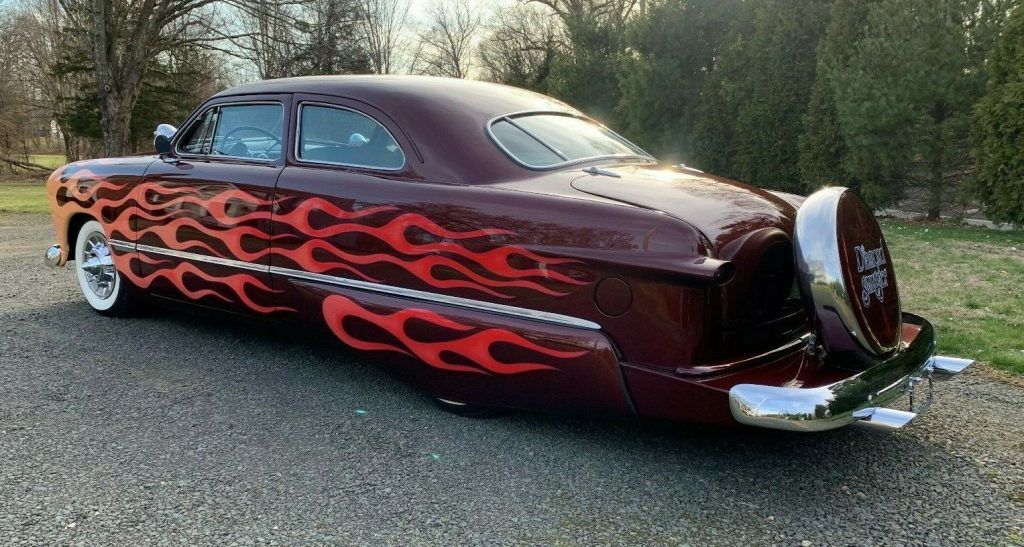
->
xmin=154 ymin=124 xmax=177 ymax=155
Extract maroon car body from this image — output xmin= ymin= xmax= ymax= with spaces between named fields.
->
xmin=44 ymin=76 xmax=971 ymax=431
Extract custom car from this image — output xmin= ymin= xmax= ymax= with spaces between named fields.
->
xmin=44 ymin=76 xmax=973 ymax=431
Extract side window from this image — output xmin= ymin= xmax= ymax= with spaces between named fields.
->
xmin=297 ymin=104 xmax=405 ymax=170
xmin=179 ymin=108 xmax=219 ymax=154
xmin=211 ymin=104 xmax=284 ymax=160
xmin=177 ymin=103 xmax=284 ymax=160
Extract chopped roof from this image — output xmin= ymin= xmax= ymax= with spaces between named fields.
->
xmin=214 ymin=75 xmax=582 ymax=184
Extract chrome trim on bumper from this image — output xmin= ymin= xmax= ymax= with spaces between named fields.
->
xmin=44 ymin=244 xmax=63 ymax=267
xmin=728 ymin=315 xmax=973 ymax=432
xmin=851 ymin=407 xmax=918 ymax=429
xmin=117 ymin=240 xmax=602 ymax=331
xmin=930 ymin=356 xmax=973 ymax=375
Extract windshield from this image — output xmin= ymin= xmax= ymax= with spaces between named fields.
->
xmin=489 ymin=112 xmax=652 ymax=169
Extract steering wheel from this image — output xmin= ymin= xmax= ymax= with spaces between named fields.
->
xmin=216 ymin=126 xmax=282 ymax=157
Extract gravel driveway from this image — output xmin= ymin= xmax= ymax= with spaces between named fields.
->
xmin=1 ymin=213 xmax=1022 ymax=546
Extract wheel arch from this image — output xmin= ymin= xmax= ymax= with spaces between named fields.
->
xmin=66 ymin=213 xmax=97 ymax=258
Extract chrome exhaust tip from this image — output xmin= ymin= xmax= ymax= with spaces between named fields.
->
xmin=852 ymin=407 xmax=918 ymax=429
xmin=929 ymin=356 xmax=974 ymax=375
xmin=44 ymin=244 xmax=63 ymax=268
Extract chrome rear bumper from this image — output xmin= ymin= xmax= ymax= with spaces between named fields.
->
xmin=728 ymin=315 xmax=972 ymax=432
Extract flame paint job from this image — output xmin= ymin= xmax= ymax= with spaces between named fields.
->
xmin=322 ymin=294 xmax=584 ymax=375
xmin=305 ymin=286 xmax=632 ymax=415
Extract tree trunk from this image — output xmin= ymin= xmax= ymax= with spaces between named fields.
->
xmin=91 ymin=0 xmax=146 ymax=157
xmin=99 ymin=92 xmax=135 ymax=157
xmin=927 ymin=155 xmax=944 ymax=221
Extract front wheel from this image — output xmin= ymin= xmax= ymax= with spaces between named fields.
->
xmin=74 ymin=220 xmax=137 ymax=317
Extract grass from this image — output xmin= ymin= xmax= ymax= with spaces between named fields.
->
xmin=0 ymin=175 xmax=1020 ymax=374
xmin=882 ymin=219 xmax=1024 ymax=375
xmin=27 ymin=154 xmax=67 ymax=169
xmin=0 ymin=175 xmax=48 ymax=213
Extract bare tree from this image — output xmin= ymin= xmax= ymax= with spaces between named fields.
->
xmin=356 ymin=0 xmax=411 ymax=74
xmin=0 ymin=16 xmax=27 ymax=167
xmin=479 ymin=2 xmax=562 ymax=89
xmin=298 ymin=0 xmax=369 ymax=74
xmin=238 ymin=0 xmax=303 ymax=79
xmin=0 ymin=4 xmax=68 ymax=166
xmin=527 ymin=0 xmax=639 ymax=29
xmin=16 ymin=0 xmax=96 ymax=161
xmin=413 ymin=0 xmax=483 ymax=78
xmin=53 ymin=0 xmax=305 ymax=157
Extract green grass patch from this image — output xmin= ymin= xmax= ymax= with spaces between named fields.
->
xmin=27 ymin=154 xmax=67 ymax=169
xmin=0 ymin=180 xmax=48 ymax=213
xmin=881 ymin=219 xmax=1024 ymax=375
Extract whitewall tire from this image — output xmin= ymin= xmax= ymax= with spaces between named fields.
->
xmin=74 ymin=220 xmax=136 ymax=316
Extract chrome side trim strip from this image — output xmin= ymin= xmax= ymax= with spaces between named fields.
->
xmin=108 ymin=239 xmax=135 ymax=252
xmin=137 ymin=243 xmax=269 ymax=273
xmin=121 ymin=241 xmax=601 ymax=330
xmin=270 ymin=265 xmax=601 ymax=330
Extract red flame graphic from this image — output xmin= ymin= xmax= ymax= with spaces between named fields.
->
xmin=322 ymin=294 xmax=585 ymax=375
xmin=131 ymin=182 xmax=586 ymax=299
xmin=111 ymin=253 xmax=293 ymax=314
xmin=55 ymin=162 xmax=588 ymax=316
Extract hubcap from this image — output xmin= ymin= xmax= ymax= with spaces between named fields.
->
xmin=80 ymin=232 xmax=116 ymax=299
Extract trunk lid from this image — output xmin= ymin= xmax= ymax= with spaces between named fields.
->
xmin=569 ymin=164 xmax=797 ymax=253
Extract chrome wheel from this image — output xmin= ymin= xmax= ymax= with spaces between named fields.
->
xmin=79 ymin=233 xmax=116 ymax=299
xmin=74 ymin=219 xmax=129 ymax=314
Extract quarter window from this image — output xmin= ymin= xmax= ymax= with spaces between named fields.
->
xmin=179 ymin=109 xmax=219 ymax=154
xmin=297 ymin=104 xmax=405 ymax=170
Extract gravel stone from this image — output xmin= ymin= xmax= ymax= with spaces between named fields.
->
xmin=1 ymin=212 xmax=1022 ymax=545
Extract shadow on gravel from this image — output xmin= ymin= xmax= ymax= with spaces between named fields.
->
xmin=6 ymin=297 xmax=999 ymax=545
xmin=16 ymin=298 xmax=943 ymax=464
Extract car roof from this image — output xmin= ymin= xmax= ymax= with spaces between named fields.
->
xmin=214 ymin=76 xmax=580 ymax=184
xmin=216 ymin=75 xmax=571 ymax=117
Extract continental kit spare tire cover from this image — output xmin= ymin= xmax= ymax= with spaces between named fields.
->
xmin=793 ymin=187 xmax=902 ymax=357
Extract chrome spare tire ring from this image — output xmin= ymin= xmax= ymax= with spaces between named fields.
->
xmin=793 ymin=187 xmax=902 ymax=358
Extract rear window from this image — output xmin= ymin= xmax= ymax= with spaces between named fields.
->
xmin=489 ymin=113 xmax=649 ymax=168
xmin=297 ymin=104 xmax=405 ymax=170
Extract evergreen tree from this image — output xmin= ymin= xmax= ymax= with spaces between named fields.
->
xmin=616 ymin=0 xmax=739 ymax=164
xmin=971 ymin=5 xmax=1024 ymax=225
xmin=692 ymin=0 xmax=830 ymax=192
xmin=798 ymin=0 xmax=877 ymax=194
xmin=733 ymin=0 xmax=830 ymax=192
xmin=536 ymin=0 xmax=638 ymax=121
xmin=832 ymin=0 xmax=982 ymax=217
xmin=548 ymin=22 xmax=626 ymax=121
xmin=690 ymin=3 xmax=756 ymax=178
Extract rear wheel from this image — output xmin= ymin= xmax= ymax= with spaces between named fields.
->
xmin=433 ymin=397 xmax=501 ymax=418
xmin=74 ymin=220 xmax=137 ymax=317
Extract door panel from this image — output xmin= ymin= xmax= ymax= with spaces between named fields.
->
xmin=135 ymin=96 xmax=290 ymax=316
